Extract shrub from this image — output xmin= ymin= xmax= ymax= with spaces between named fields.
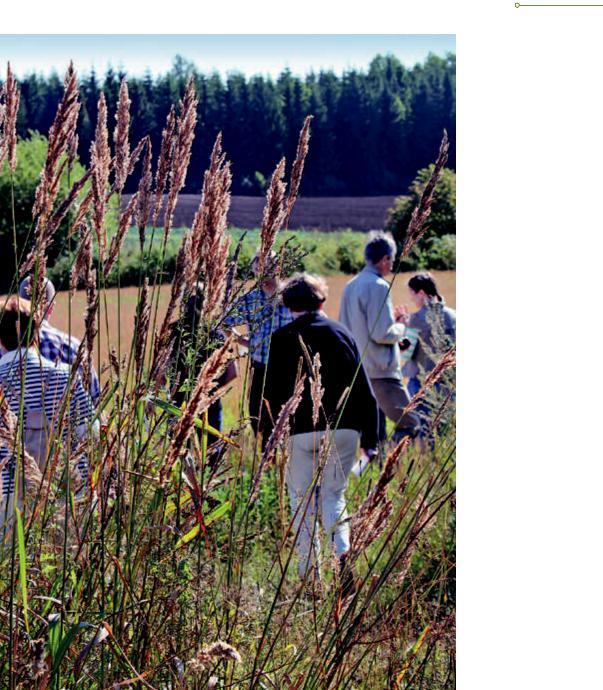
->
xmin=386 ymin=165 xmax=456 ymax=251
xmin=0 ymin=132 xmax=87 ymax=294
xmin=336 ymin=238 xmax=366 ymax=274
xmin=413 ymin=234 xmax=456 ymax=271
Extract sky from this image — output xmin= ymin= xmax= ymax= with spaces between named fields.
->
xmin=0 ymin=35 xmax=455 ymax=79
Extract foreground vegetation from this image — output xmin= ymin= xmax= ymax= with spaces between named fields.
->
xmin=0 ymin=64 xmax=455 ymax=688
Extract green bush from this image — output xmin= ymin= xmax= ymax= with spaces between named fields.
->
xmin=0 ymin=132 xmax=87 ymax=294
xmin=414 ymin=234 xmax=456 ymax=271
xmin=385 ymin=165 xmax=456 ymax=251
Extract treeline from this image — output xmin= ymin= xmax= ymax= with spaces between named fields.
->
xmin=12 ymin=53 xmax=455 ymax=196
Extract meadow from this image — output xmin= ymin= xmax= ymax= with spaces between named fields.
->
xmin=0 ymin=67 xmax=455 ymax=689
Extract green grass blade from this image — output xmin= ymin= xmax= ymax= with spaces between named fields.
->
xmin=14 ymin=506 xmax=29 ymax=635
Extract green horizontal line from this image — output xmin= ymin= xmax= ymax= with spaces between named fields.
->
xmin=516 ymin=3 xmax=603 ymax=5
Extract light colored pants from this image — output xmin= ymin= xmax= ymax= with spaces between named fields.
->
xmin=287 ymin=428 xmax=359 ymax=577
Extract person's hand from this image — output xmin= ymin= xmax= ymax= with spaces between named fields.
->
xmin=229 ymin=328 xmax=249 ymax=348
xmin=394 ymin=304 xmax=410 ymax=325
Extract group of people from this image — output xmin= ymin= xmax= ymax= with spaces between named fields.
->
xmin=209 ymin=231 xmax=456 ymax=584
xmin=0 ymin=230 xmax=455 ymax=588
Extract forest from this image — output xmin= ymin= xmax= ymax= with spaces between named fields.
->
xmin=11 ymin=52 xmax=456 ymax=196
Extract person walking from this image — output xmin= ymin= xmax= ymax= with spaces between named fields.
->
xmin=397 ymin=272 xmax=456 ymax=434
xmin=0 ymin=297 xmax=97 ymax=529
xmin=339 ymin=231 xmax=420 ymax=443
xmin=262 ymin=274 xmax=379 ymax=588
xmin=224 ymin=252 xmax=291 ymax=438
xmin=19 ymin=276 xmax=101 ymax=404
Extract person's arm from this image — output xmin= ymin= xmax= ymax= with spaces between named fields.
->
xmin=367 ymin=282 xmax=407 ymax=345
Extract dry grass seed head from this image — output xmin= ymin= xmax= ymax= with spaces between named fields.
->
xmin=113 ymin=79 xmax=131 ymax=193
xmin=285 ymin=115 xmax=312 ymax=228
xmin=135 ymin=137 xmax=153 ymax=251
xmin=258 ymin=157 xmax=287 ymax=276
xmin=402 ymin=130 xmax=449 ymax=258
xmin=160 ymin=336 xmax=234 ymax=484
xmin=309 ymin=352 xmax=324 ymax=428
xmin=403 ymin=346 xmax=456 ymax=417
xmin=350 ymin=436 xmax=411 ymax=556
xmin=0 ymin=63 xmax=20 ymax=173
xmin=152 ymin=104 xmax=177 ymax=227
xmin=32 ymin=63 xmax=80 ymax=227
xmin=70 ymin=221 xmax=92 ymax=296
xmin=250 ymin=372 xmax=306 ymax=502
xmin=162 ymin=79 xmax=198 ymax=241
xmin=90 ymin=92 xmax=111 ymax=258
xmin=197 ymin=135 xmax=233 ymax=322
xmin=188 ymin=640 xmax=242 ymax=675
xmin=134 ymin=278 xmax=151 ymax=376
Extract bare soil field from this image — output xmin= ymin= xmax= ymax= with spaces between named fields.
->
xmin=122 ymin=194 xmax=399 ymax=231
xmin=48 ymin=271 xmax=456 ymax=366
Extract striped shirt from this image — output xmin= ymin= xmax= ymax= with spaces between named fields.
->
xmin=0 ymin=348 xmax=95 ymax=501
xmin=224 ymin=288 xmax=292 ymax=365
xmin=39 ymin=320 xmax=101 ymax=403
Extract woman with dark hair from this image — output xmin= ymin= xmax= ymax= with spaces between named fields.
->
xmin=262 ymin=274 xmax=379 ymax=589
xmin=397 ymin=272 xmax=456 ymax=430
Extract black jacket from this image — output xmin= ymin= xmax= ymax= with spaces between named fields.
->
xmin=262 ymin=311 xmax=379 ymax=449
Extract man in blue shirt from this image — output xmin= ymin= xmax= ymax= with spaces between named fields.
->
xmin=19 ymin=277 xmax=101 ymax=404
xmin=224 ymin=252 xmax=291 ymax=436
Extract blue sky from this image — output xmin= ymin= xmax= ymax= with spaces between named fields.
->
xmin=0 ymin=35 xmax=455 ymax=79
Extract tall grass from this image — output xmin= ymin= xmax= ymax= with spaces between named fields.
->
xmin=0 ymin=64 xmax=455 ymax=689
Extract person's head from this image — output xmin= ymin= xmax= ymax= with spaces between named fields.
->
xmin=364 ymin=231 xmax=397 ymax=277
xmin=0 ymin=296 xmax=39 ymax=353
xmin=407 ymin=272 xmax=443 ymax=308
xmin=282 ymin=273 xmax=328 ymax=315
xmin=251 ymin=250 xmax=279 ymax=294
xmin=19 ymin=276 xmax=56 ymax=321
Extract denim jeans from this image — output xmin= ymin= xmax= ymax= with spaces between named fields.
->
xmin=287 ymin=429 xmax=359 ymax=577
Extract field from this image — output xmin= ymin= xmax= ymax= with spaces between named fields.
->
xmin=50 ymin=271 xmax=456 ymax=364
xmin=122 ymin=194 xmax=399 ymax=232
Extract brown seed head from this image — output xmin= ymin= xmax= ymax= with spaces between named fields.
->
xmin=285 ymin=115 xmax=312 ymax=228
xmin=402 ymin=130 xmax=450 ymax=258
xmin=90 ymin=92 xmax=111 ymax=258
xmin=163 ymin=79 xmax=198 ymax=241
xmin=113 ymin=79 xmax=131 ymax=193
xmin=152 ymin=105 xmax=177 ymax=227
xmin=161 ymin=336 xmax=234 ymax=484
xmin=258 ymin=157 xmax=287 ymax=276
xmin=0 ymin=63 xmax=20 ymax=173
